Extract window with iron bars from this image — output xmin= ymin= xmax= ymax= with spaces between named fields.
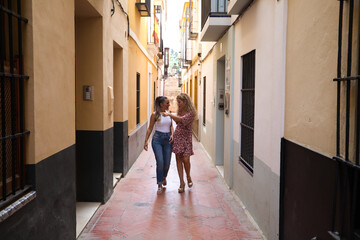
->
xmin=0 ymin=0 xmax=30 ymax=203
xmin=239 ymin=50 xmax=255 ymax=174
xmin=328 ymin=0 xmax=360 ymax=239
xmin=203 ymin=76 xmax=206 ymax=126
xmin=136 ymin=73 xmax=140 ymax=125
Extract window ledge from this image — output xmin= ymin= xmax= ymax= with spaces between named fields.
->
xmin=0 ymin=190 xmax=36 ymax=223
xmin=239 ymin=156 xmax=254 ymax=176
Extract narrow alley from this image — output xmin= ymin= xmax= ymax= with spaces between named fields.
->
xmin=79 ymin=138 xmax=264 ymax=240
xmin=2 ymin=1 xmax=360 ymax=239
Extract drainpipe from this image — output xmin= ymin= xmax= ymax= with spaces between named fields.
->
xmin=229 ymin=25 xmax=235 ymax=189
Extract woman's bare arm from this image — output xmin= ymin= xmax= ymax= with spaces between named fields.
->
xmin=162 ymin=112 xmax=182 ymax=123
xmin=144 ymin=113 xmax=157 ymax=151
xmin=169 ymin=122 xmax=174 ymax=143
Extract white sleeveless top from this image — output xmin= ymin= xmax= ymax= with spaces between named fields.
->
xmin=154 ymin=114 xmax=172 ymax=133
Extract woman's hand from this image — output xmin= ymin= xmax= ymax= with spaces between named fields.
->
xmin=144 ymin=142 xmax=148 ymax=151
xmin=162 ymin=112 xmax=170 ymax=117
xmin=169 ymin=135 xmax=174 ymax=143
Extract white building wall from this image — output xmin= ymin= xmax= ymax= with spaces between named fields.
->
xmin=199 ymin=51 xmax=216 ymax=163
xmin=231 ymin=0 xmax=287 ymax=239
xmin=199 ymin=0 xmax=287 ymax=238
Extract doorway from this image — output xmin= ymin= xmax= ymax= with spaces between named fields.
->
xmin=216 ymin=56 xmax=225 ymax=170
xmin=75 ymin=0 xmax=102 ymax=237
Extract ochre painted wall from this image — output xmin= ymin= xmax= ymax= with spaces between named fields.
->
xmin=29 ymin=1 xmax=75 ymax=164
xmin=285 ymin=0 xmax=339 ymax=157
xmin=128 ymin=38 xmax=150 ymax=134
xmin=76 ymin=17 xmax=104 ymax=131
xmin=25 ymin=0 xmax=130 ymax=164
xmin=128 ymin=0 xmax=149 ymax=48
xmin=111 ymin=1 xmax=129 ymax=124
xmin=103 ymin=0 xmax=129 ymax=127
xmin=76 ymin=0 xmax=129 ymax=131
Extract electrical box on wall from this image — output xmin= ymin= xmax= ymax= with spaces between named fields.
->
xmin=218 ymin=89 xmax=225 ymax=110
xmin=83 ymin=85 xmax=94 ymax=101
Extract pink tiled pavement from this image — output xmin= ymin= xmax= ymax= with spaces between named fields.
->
xmin=79 ymin=138 xmax=264 ymax=240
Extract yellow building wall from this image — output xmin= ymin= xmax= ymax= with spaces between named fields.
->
xmin=194 ymin=71 xmax=198 ymax=110
xmin=27 ymin=1 xmax=75 ymax=164
xmin=75 ymin=17 xmax=104 ymax=131
xmin=128 ymin=38 xmax=150 ymax=134
xmin=152 ymin=65 xmax=157 ymax=112
xmin=76 ymin=0 xmax=129 ymax=131
xmin=104 ymin=0 xmax=129 ymax=127
xmin=128 ymin=0 xmax=149 ymax=48
xmin=285 ymin=0 xmax=340 ymax=157
xmin=24 ymin=0 xmax=129 ymax=164
xmin=190 ymin=75 xmax=193 ymax=99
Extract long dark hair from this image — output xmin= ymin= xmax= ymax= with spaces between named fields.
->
xmin=155 ymin=96 xmax=167 ymax=121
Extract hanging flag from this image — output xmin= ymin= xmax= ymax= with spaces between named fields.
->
xmin=152 ymin=17 xmax=159 ymax=44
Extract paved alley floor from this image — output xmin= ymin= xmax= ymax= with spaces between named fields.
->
xmin=79 ymin=139 xmax=264 ymax=240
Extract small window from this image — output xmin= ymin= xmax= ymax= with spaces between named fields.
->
xmin=194 ymin=75 xmax=198 ymax=110
xmin=190 ymin=76 xmax=193 ymax=99
xmin=136 ymin=73 xmax=140 ymax=125
xmin=153 ymin=81 xmax=155 ymax=108
xmin=239 ymin=50 xmax=255 ymax=173
xmin=0 ymin=0 xmax=30 ymax=203
xmin=203 ymin=76 xmax=206 ymax=126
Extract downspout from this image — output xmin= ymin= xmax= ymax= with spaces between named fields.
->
xmin=111 ymin=0 xmax=130 ymax=40
xmin=229 ymin=25 xmax=235 ymax=189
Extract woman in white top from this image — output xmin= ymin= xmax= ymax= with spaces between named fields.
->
xmin=144 ymin=96 xmax=174 ymax=194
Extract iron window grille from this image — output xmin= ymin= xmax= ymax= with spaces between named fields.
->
xmin=136 ymin=73 xmax=140 ymax=126
xmin=153 ymin=81 xmax=155 ymax=110
xmin=0 ymin=0 xmax=30 ymax=202
xmin=328 ymin=0 xmax=360 ymax=239
xmin=203 ymin=76 xmax=206 ymax=126
xmin=239 ymin=50 xmax=255 ymax=173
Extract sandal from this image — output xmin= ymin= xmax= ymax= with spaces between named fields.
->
xmin=178 ymin=182 xmax=185 ymax=193
xmin=163 ymin=178 xmax=167 ymax=187
xmin=187 ymin=176 xmax=193 ymax=188
xmin=157 ymin=185 xmax=163 ymax=195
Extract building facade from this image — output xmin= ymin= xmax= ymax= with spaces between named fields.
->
xmin=282 ymin=1 xmax=360 ymax=239
xmin=182 ymin=0 xmax=360 ymax=239
xmin=0 ymin=0 xmax=165 ymax=239
xmin=127 ymin=0 xmax=166 ymax=173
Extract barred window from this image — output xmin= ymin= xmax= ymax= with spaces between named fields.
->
xmin=239 ymin=50 xmax=255 ymax=173
xmin=329 ymin=0 xmax=360 ymax=238
xmin=0 ymin=0 xmax=30 ymax=202
xmin=203 ymin=76 xmax=206 ymax=126
xmin=136 ymin=73 xmax=140 ymax=125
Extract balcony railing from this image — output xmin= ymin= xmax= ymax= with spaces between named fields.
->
xmin=188 ymin=0 xmax=199 ymax=40
xmin=201 ymin=0 xmax=229 ymax=30
xmin=200 ymin=0 xmax=231 ymax=41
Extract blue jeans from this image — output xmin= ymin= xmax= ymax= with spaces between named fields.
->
xmin=152 ymin=131 xmax=172 ymax=185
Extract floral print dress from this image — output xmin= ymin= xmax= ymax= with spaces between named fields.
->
xmin=172 ymin=112 xmax=194 ymax=157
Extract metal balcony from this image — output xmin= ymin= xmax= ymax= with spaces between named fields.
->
xmin=200 ymin=0 xmax=231 ymax=41
xmin=200 ymin=14 xmax=231 ymax=41
xmin=189 ymin=21 xmax=199 ymax=40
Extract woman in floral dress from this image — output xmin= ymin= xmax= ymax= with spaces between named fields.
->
xmin=162 ymin=93 xmax=197 ymax=193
